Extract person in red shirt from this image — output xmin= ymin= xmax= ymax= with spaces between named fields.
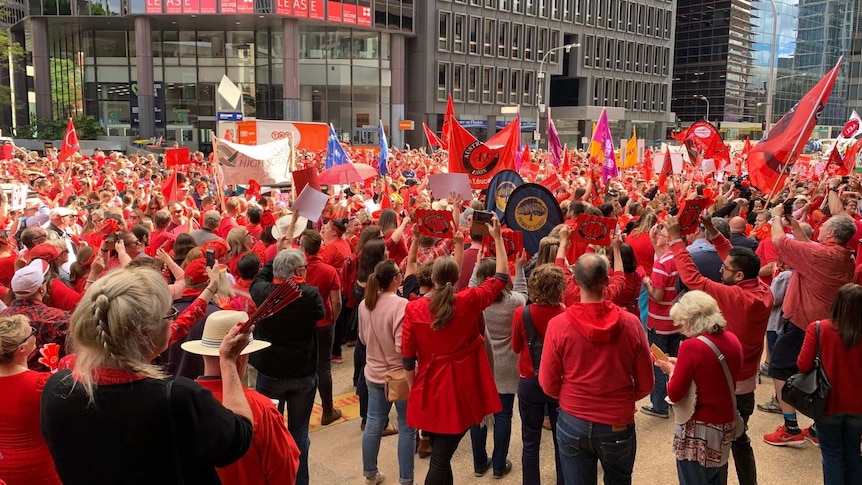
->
xmin=298 ymin=229 xmax=343 ymax=427
xmin=764 ymin=205 xmax=857 ymax=446
xmin=656 ymin=291 xmax=743 ymax=484
xmin=539 ymin=252 xmax=653 ymax=485
xmin=149 ymin=210 xmax=176 ymax=256
xmin=182 ymin=310 xmax=301 ymax=485
xmin=401 ymin=218 xmax=509 ymax=485
xmin=319 ymin=219 xmax=351 ymax=275
xmin=797 ymin=283 xmax=862 ymax=485
xmin=511 ymin=264 xmax=567 ymax=485
xmin=217 ymin=197 xmax=242 ymax=239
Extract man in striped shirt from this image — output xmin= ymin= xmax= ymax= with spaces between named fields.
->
xmin=640 ymin=223 xmax=683 ymax=419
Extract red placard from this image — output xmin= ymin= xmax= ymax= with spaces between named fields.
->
xmin=237 ymin=0 xmax=254 ymax=13
xmin=145 ymin=0 xmax=162 ymax=13
xmin=309 ymin=0 xmax=325 ymax=19
xmin=292 ymin=0 xmax=308 ymax=17
xmin=221 ymin=0 xmax=237 ymax=12
xmin=539 ymin=173 xmax=561 ymax=192
xmin=327 ymin=1 xmax=342 ymax=22
xmin=292 ymin=166 xmax=321 ymax=194
xmin=415 ymin=209 xmax=455 ymax=239
xmin=166 ymin=147 xmax=190 ymax=167
xmin=199 ymin=0 xmax=216 ymax=13
xmin=676 ymin=197 xmax=710 ymax=236
xmin=357 ymin=5 xmax=372 ymax=26
xmin=342 ymin=3 xmax=357 ymax=23
xmin=572 ymin=214 xmax=616 ymax=247
xmin=485 ymin=228 xmax=523 ymax=259
xmin=165 ymin=0 xmax=182 ymax=13
xmin=0 ymin=145 xmax=12 ymax=161
xmin=183 ymin=0 xmax=199 ymax=13
xmin=275 ymin=0 xmax=291 ymax=14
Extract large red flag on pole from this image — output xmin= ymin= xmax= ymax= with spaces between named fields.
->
xmin=440 ymin=94 xmax=454 ymax=150
xmin=423 ymin=122 xmax=445 ymax=148
xmin=58 ymin=118 xmax=80 ymax=162
xmin=748 ymin=57 xmax=843 ymax=194
xmin=658 ymin=147 xmax=674 ymax=191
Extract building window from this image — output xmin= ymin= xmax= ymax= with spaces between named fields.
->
xmin=652 ymin=83 xmax=658 ymax=111
xmin=498 ymin=21 xmax=510 ymax=58
xmin=584 ymin=35 xmax=593 ymax=67
xmin=633 ymin=81 xmax=640 ymax=110
xmin=500 ymin=0 xmax=509 ymax=12
xmin=664 ymin=9 xmax=671 ymax=39
xmin=625 ymin=80 xmax=632 ymax=109
xmin=510 ymin=70 xmax=521 ymax=104
xmin=646 ymin=6 xmax=653 ymax=37
xmin=615 ymin=40 xmax=622 ymax=70
xmin=524 ymin=71 xmax=534 ymax=105
xmin=552 ymin=0 xmax=561 ymax=20
xmin=439 ymin=12 xmax=451 ymax=51
xmin=512 ymin=24 xmax=522 ymax=59
xmin=604 ymin=79 xmax=612 ymax=106
xmin=595 ymin=0 xmax=602 ymax=26
xmin=525 ymin=25 xmax=535 ymax=60
xmin=483 ymin=19 xmax=495 ymax=56
xmin=470 ymin=0 xmax=481 ymax=5
xmin=627 ymin=3 xmax=634 ymax=32
xmin=605 ymin=0 xmax=614 ymax=29
xmin=485 ymin=0 xmax=496 ymax=9
xmin=635 ymin=43 xmax=642 ymax=73
xmin=636 ymin=4 xmax=644 ymax=35
xmin=564 ymin=0 xmax=573 ymax=22
xmin=526 ymin=0 xmax=535 ymax=16
xmin=655 ymin=8 xmax=663 ymax=38
xmin=643 ymin=82 xmax=650 ymax=110
xmin=662 ymin=47 xmax=669 ymax=75
xmin=605 ymin=38 xmax=612 ymax=69
xmin=625 ymin=41 xmax=633 ymax=71
xmin=539 ymin=0 xmax=548 ymax=18
xmin=660 ymin=84 xmax=666 ymax=110
xmin=469 ymin=16 xmax=480 ymax=55
xmin=645 ymin=45 xmax=652 ymax=75
xmin=453 ymin=64 xmax=464 ymax=101
xmin=437 ymin=62 xmax=449 ymax=101
xmin=482 ymin=67 xmax=493 ymax=102
xmin=496 ymin=67 xmax=508 ymax=103
xmin=593 ymin=78 xmax=601 ymax=105
xmin=454 ymin=14 xmax=466 ymax=53
xmin=538 ymin=27 xmax=548 ymax=60
xmin=595 ymin=35 xmax=603 ymax=68
xmin=585 ymin=0 xmax=592 ymax=25
xmin=616 ymin=0 xmax=625 ymax=30
xmin=653 ymin=45 xmax=660 ymax=74
xmin=575 ymin=0 xmax=582 ymax=23
xmin=513 ymin=0 xmax=522 ymax=13
xmin=550 ymin=30 xmax=560 ymax=62
xmin=468 ymin=65 xmax=479 ymax=102
xmin=615 ymin=79 xmax=623 ymax=105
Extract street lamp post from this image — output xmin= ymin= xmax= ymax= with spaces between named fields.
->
xmin=699 ymin=96 xmax=710 ymax=122
xmin=534 ymin=42 xmax=580 ymax=145
xmin=764 ymin=0 xmax=777 ymax=136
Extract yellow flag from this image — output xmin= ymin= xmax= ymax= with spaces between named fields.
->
xmin=623 ymin=126 xmax=638 ymax=168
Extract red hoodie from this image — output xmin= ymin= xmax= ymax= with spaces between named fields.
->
xmin=539 ymin=300 xmax=654 ymax=426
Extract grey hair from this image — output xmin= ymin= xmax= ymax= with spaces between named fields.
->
xmin=670 ymin=290 xmax=726 ymax=337
xmin=824 ymin=215 xmax=857 ymax=245
xmin=273 ymin=249 xmax=305 ymax=279
xmin=203 ymin=210 xmax=221 ymax=229
xmin=710 ymin=217 xmax=731 ymax=240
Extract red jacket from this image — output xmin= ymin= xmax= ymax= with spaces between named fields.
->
xmin=401 ymin=276 xmax=506 ymax=434
xmin=667 ymin=331 xmax=743 ymax=424
xmin=798 ymin=319 xmax=862 ymax=416
xmin=539 ymin=300 xmax=653 ymax=426
xmin=671 ymin=235 xmax=773 ymax=382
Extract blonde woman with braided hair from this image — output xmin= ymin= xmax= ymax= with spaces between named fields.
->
xmin=40 ymin=267 xmax=255 ymax=484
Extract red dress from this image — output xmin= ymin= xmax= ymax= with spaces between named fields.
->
xmin=0 ymin=371 xmax=61 ymax=485
xmin=401 ymin=276 xmax=505 ymax=434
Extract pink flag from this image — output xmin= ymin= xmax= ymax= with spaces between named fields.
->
xmin=590 ymin=108 xmax=618 ymax=184
xmin=547 ymin=108 xmax=563 ymax=168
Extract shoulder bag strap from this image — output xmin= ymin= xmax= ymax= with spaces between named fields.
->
xmin=522 ymin=305 xmax=542 ymax=378
xmin=696 ymin=335 xmax=738 ymax=411
xmin=815 ymin=320 xmax=821 ymax=362
xmin=364 ymin=303 xmax=393 ymax=373
xmin=166 ymin=380 xmax=184 ymax=485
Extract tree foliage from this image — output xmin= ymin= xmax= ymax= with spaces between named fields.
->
xmin=14 ymin=115 xmax=105 ymax=140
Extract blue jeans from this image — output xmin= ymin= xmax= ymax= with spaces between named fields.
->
xmin=518 ymin=377 xmax=563 ymax=485
xmin=555 ymin=410 xmax=637 ymax=485
xmin=647 ymin=329 xmax=684 ymax=415
xmin=676 ymin=459 xmax=724 ymax=485
xmin=256 ymin=373 xmax=318 ymax=485
xmin=362 ymin=382 xmax=416 ymax=484
xmin=816 ymin=415 xmax=862 ymax=485
xmin=470 ymin=393 xmax=515 ymax=474
xmin=766 ymin=330 xmax=778 ymax=357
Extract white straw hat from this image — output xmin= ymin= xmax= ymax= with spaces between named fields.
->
xmin=181 ymin=311 xmax=270 ymax=356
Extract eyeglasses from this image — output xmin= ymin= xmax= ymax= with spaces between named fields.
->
xmin=163 ymin=306 xmax=179 ymax=321
xmin=16 ymin=325 xmax=37 ymax=346
xmin=720 ymin=263 xmax=740 ymax=273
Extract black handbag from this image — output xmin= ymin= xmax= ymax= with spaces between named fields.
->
xmin=782 ymin=321 xmax=832 ymax=421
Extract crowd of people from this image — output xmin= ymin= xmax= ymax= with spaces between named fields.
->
xmin=0 ymin=142 xmax=860 ymax=485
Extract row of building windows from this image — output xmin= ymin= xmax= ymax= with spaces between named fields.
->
xmin=592 ymin=77 xmax=668 ymax=112
xmin=440 ymin=0 xmax=672 ymax=27
xmin=583 ymin=36 xmax=670 ymax=76
xmin=437 ymin=62 xmax=537 ymax=105
xmin=438 ymin=13 xmax=561 ymax=62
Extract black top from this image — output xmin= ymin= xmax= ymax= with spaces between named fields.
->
xmin=249 ymin=262 xmax=325 ymax=378
xmin=730 ymin=232 xmax=759 ymax=251
xmin=41 ymin=371 xmax=253 ymax=485
xmin=158 ymin=297 xmax=223 ymax=379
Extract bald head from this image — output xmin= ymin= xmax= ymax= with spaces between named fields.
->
xmin=729 ymin=217 xmax=747 ymax=234
xmin=574 ymin=253 xmax=609 ymax=293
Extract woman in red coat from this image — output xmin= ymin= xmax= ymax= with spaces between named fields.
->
xmin=402 ymin=217 xmax=509 ymax=485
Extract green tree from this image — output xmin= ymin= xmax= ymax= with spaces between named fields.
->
xmin=0 ymin=4 xmax=26 ymax=109
xmin=50 ymin=57 xmax=81 ymax=118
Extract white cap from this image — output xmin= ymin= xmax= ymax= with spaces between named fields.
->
xmin=11 ymin=259 xmax=49 ymax=296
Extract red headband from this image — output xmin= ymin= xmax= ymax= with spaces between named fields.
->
xmin=329 ymin=221 xmax=344 ymax=236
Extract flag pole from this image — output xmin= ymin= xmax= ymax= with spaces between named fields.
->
xmin=766 ymin=57 xmax=843 ymax=203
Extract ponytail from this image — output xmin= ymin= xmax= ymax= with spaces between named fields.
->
xmin=429 ymin=282 xmax=456 ymax=330
xmin=365 ymin=259 xmax=400 ymax=311
xmin=365 ymin=273 xmax=382 ymax=311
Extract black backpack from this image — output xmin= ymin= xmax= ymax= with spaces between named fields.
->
xmin=522 ymin=304 xmax=544 ymax=379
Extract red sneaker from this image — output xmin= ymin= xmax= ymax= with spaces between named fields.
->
xmin=803 ymin=426 xmax=819 ymax=447
xmin=763 ymin=425 xmax=806 ymax=447
xmin=331 ymin=355 xmax=343 ymax=364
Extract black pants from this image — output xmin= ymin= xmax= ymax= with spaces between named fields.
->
xmin=316 ymin=325 xmax=335 ymax=410
xmin=426 ymin=431 xmax=467 ymax=485
xmin=332 ymin=297 xmax=351 ymax=357
xmin=354 ymin=340 xmax=368 ymax=424
xmin=723 ymin=391 xmax=757 ymax=485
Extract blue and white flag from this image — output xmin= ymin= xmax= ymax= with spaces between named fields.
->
xmin=325 ymin=123 xmax=349 ymax=169
xmin=378 ymin=119 xmax=389 ymax=176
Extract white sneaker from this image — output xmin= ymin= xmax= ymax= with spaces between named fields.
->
xmin=365 ymin=472 xmax=385 ymax=484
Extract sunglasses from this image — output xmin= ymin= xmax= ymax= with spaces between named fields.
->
xmin=16 ymin=325 xmax=37 ymax=346
xmin=163 ymin=306 xmax=179 ymax=321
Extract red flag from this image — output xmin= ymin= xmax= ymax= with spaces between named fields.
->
xmin=58 ymin=118 xmax=80 ymax=163
xmin=748 ymin=58 xmax=843 ymax=193
xmin=742 ymin=137 xmax=752 ymax=156
xmin=448 ymin=115 xmax=518 ymax=189
xmin=441 ymin=94 xmax=454 ymax=150
xmin=839 ymin=137 xmax=862 ymax=175
xmin=540 ymin=173 xmax=562 ymax=192
xmin=643 ymin=147 xmax=654 ymax=182
xmin=247 ymin=179 xmax=261 ymax=198
xmin=165 ymin=146 xmax=190 ymax=167
xmin=560 ymin=144 xmax=571 ymax=177
xmin=658 ymin=147 xmax=673 ymax=191
xmin=381 ymin=182 xmax=392 ymax=210
xmin=423 ymin=122 xmax=445 ymax=148
xmin=161 ymin=170 xmax=179 ymax=203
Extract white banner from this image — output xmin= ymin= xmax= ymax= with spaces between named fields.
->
xmin=213 ymin=136 xmax=293 ymax=185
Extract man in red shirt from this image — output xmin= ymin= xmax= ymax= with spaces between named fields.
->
xmin=641 ymin=224 xmax=681 ymax=419
xmin=182 ymin=310 xmax=301 ymax=485
xmin=539 ymin=252 xmax=653 ymax=484
xmin=764 ymin=205 xmax=857 ymax=446
xmin=217 ymin=197 xmax=242 ymax=239
xmin=665 ymin=215 xmax=772 ymax=485
xmin=299 ymin=229 xmax=343 ymax=426
xmin=149 ymin=210 xmax=176 ymax=255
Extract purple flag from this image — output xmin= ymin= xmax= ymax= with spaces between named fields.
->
xmin=590 ymin=108 xmax=618 ymax=184
xmin=548 ymin=111 xmax=563 ymax=167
